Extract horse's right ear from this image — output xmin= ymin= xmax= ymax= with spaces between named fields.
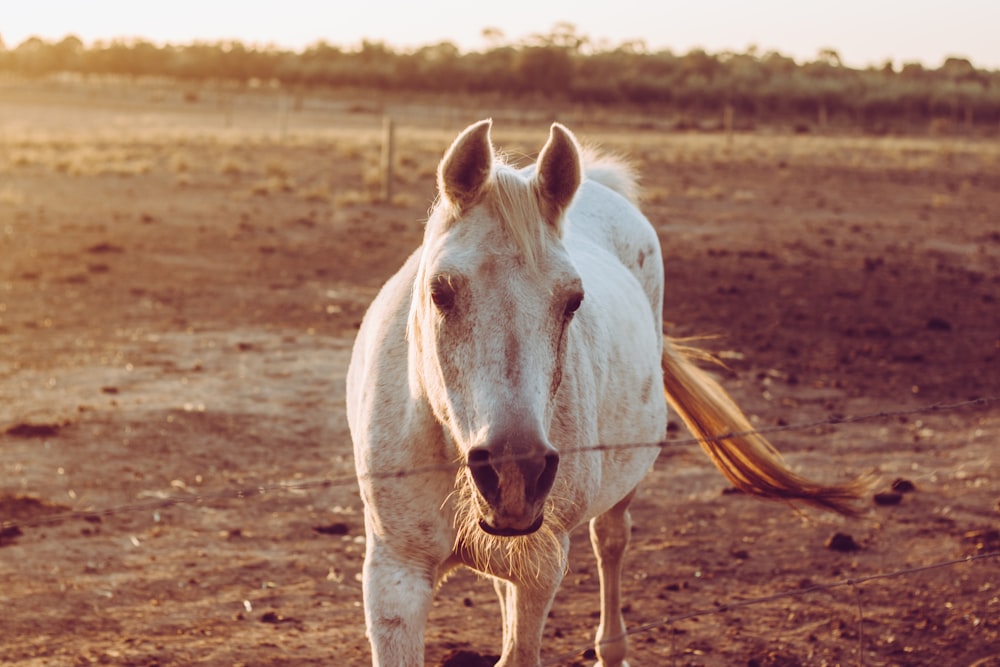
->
xmin=438 ymin=119 xmax=494 ymax=211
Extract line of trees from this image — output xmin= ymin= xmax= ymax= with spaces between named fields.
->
xmin=2 ymin=24 xmax=999 ymax=129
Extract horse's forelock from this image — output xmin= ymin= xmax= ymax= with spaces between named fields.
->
xmin=488 ymin=164 xmax=554 ymax=271
xmin=429 ymin=160 xmax=555 ymax=272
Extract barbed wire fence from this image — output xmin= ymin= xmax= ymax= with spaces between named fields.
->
xmin=4 ymin=395 xmax=997 ymax=532
xmin=3 ymin=394 xmax=998 ymax=665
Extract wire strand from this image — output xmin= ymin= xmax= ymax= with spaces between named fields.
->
xmin=3 ymin=395 xmax=996 ymax=532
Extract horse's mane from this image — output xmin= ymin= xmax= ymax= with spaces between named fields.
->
xmin=580 ymin=147 xmax=640 ymax=206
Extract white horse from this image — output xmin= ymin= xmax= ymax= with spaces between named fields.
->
xmin=346 ymin=120 xmax=859 ymax=667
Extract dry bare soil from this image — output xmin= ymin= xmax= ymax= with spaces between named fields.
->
xmin=1 ymin=82 xmax=998 ymax=666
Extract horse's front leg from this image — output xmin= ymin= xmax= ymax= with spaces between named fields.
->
xmin=588 ymin=490 xmax=636 ymax=667
xmin=362 ymin=533 xmax=446 ymax=667
xmin=493 ymin=535 xmax=569 ymax=667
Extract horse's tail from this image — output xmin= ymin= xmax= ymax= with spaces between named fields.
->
xmin=661 ymin=337 xmax=864 ymax=516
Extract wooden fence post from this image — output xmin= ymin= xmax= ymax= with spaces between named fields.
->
xmin=723 ymin=103 xmax=734 ymax=148
xmin=278 ymin=94 xmax=289 ymax=142
xmin=380 ymin=116 xmax=395 ymax=203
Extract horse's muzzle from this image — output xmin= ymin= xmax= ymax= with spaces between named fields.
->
xmin=466 ymin=432 xmax=559 ymax=536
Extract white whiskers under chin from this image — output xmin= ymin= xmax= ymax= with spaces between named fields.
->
xmin=451 ymin=473 xmax=569 ymax=583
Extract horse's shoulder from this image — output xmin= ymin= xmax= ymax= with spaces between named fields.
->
xmin=570 ymin=180 xmax=661 ymax=270
xmin=354 ymin=249 xmax=420 ymax=345
xmin=347 ymin=248 xmax=420 ymax=441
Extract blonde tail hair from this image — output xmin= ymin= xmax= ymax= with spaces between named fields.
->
xmin=661 ymin=337 xmax=864 ymax=515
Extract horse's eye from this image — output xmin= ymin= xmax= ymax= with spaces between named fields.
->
xmin=563 ymin=293 xmax=583 ymax=320
xmin=430 ymin=280 xmax=455 ymax=312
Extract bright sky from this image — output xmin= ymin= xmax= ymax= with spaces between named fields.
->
xmin=3 ymin=0 xmax=999 ymax=70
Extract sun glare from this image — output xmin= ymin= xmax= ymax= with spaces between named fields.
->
xmin=2 ymin=0 xmax=999 ymax=69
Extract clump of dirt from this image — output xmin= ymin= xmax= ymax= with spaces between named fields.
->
xmin=5 ymin=422 xmax=63 ymax=438
xmin=0 ymin=495 xmax=71 ymax=521
xmin=439 ymin=649 xmax=500 ymax=667
xmin=0 ymin=495 xmax=72 ymax=545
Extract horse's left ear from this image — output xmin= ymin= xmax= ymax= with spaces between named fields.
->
xmin=535 ymin=123 xmax=582 ymax=230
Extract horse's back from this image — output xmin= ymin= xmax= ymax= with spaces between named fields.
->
xmin=568 ymin=173 xmax=664 ymax=325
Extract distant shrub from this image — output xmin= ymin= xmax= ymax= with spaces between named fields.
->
xmin=2 ymin=29 xmax=998 ymax=131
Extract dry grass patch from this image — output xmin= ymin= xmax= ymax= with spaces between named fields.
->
xmin=0 ymin=185 xmax=26 ymax=206
xmin=640 ymin=185 xmax=671 ymax=205
xmin=390 ymin=191 xmax=422 ymax=209
xmin=930 ymin=193 xmax=953 ymax=209
xmin=249 ymin=176 xmax=296 ymax=196
xmin=7 ymin=148 xmax=45 ymax=169
xmin=361 ymin=162 xmax=384 ymax=192
xmin=299 ymin=183 xmax=333 ymax=203
xmin=684 ymin=184 xmax=726 ymax=200
xmin=217 ymin=156 xmax=247 ymax=176
xmin=168 ymin=152 xmax=193 ymax=173
xmin=731 ymin=189 xmax=758 ymax=203
xmin=67 ymin=154 xmax=153 ymax=177
xmin=332 ymin=188 xmax=379 ymax=207
xmin=264 ymin=160 xmax=290 ymax=178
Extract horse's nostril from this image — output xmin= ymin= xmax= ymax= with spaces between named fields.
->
xmin=467 ymin=447 xmax=491 ymax=470
xmin=467 ymin=448 xmax=500 ymax=501
xmin=536 ymin=452 xmax=559 ymax=498
xmin=468 ymin=440 xmax=558 ymax=508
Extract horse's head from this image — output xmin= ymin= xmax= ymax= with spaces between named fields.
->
xmin=409 ymin=119 xmax=584 ymax=537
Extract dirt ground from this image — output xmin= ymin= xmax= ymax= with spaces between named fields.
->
xmin=1 ymin=81 xmax=998 ymax=667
